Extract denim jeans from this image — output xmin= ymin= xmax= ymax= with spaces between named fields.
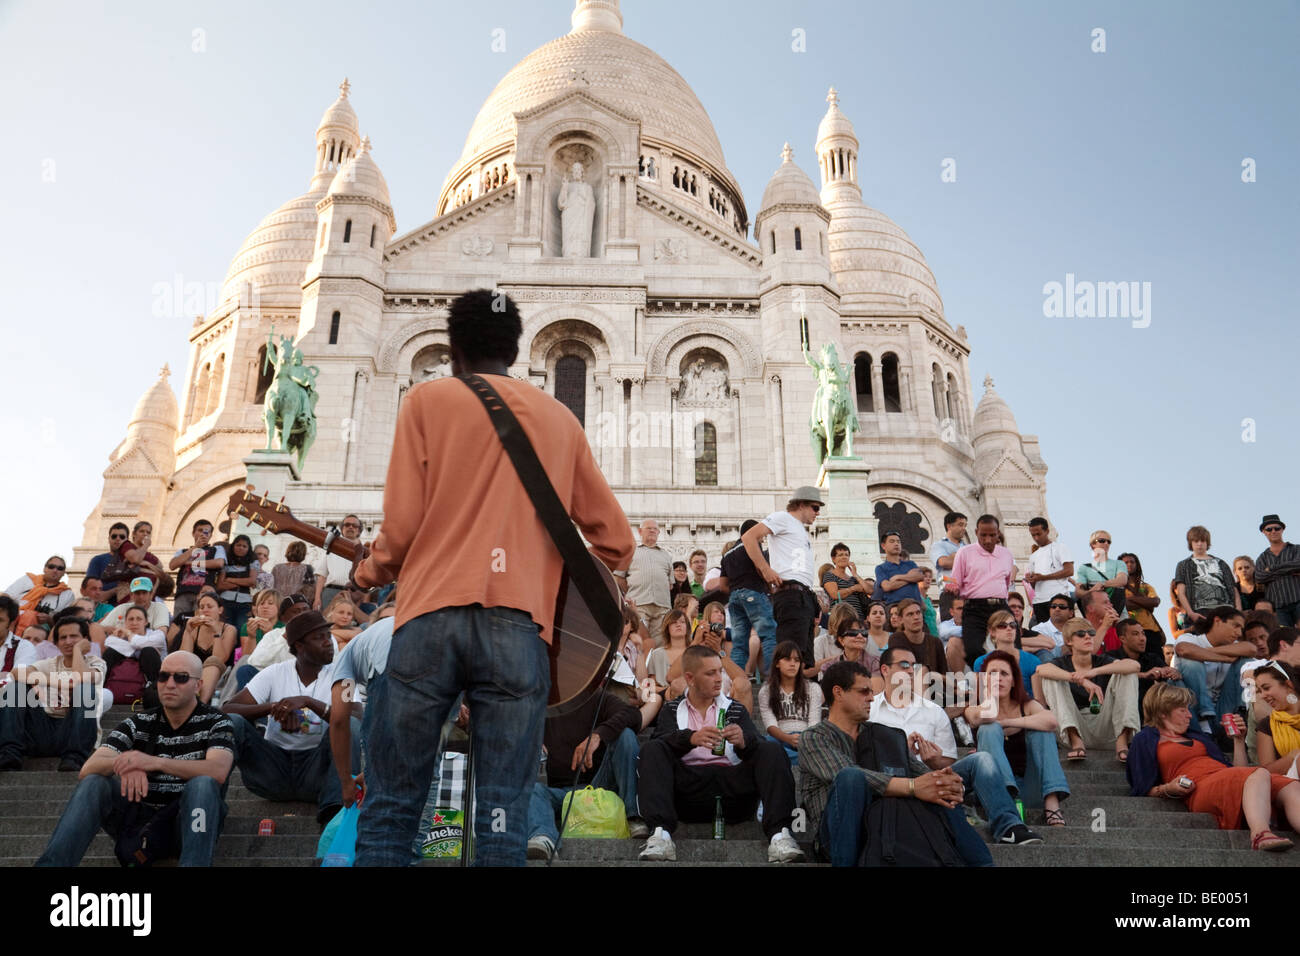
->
xmin=35 ymin=774 xmax=227 ymax=866
xmin=0 ymin=688 xmax=98 ymax=764
xmin=815 ymin=766 xmax=993 ymax=867
xmin=976 ymin=722 xmax=1070 ymax=808
xmin=234 ymin=663 xmax=259 ymax=693
xmin=229 ymin=714 xmax=359 ymax=822
xmin=223 ymin=599 xmax=251 ymax=637
xmin=728 ymin=588 xmax=777 ymax=675
xmin=766 ymin=734 xmax=800 ymax=766
xmin=354 ymin=605 xmax=550 ymax=867
xmin=1275 ymin=600 xmax=1300 ymax=628
xmin=1174 ymin=658 xmax=1244 ymax=719
xmin=949 ymin=750 xmax=1022 ymax=840
xmin=526 ymin=727 xmax=640 ymax=843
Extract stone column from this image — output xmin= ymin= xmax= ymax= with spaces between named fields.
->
xmin=732 ymin=387 xmax=743 ymax=488
xmin=628 ymin=376 xmax=644 ymax=485
xmin=237 ymin=450 xmax=301 ymax=567
xmin=817 ymin=459 xmax=878 ymax=579
xmin=871 ymin=362 xmax=886 ymax=425
xmin=768 ymin=375 xmax=786 ymax=489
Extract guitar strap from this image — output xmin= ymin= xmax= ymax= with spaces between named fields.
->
xmin=458 ymin=374 xmax=623 ymax=641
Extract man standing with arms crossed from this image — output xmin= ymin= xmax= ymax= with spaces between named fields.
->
xmin=350 ymin=289 xmax=635 ymax=867
xmin=946 ymin=514 xmax=1016 ymax=671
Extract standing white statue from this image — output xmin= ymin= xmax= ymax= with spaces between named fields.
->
xmin=557 ymin=161 xmax=595 ymax=258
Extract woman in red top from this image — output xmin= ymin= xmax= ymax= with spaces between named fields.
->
xmin=1138 ymin=684 xmax=1300 ymax=851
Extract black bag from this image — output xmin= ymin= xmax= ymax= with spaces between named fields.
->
xmin=114 ymin=799 xmax=182 ymax=867
xmin=854 ymin=723 xmax=965 ymax=867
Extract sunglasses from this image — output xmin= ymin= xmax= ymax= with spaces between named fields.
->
xmin=1068 ymin=628 xmax=1098 ymax=638
xmin=841 ymin=628 xmax=865 ymax=637
xmin=46 ymin=564 xmax=65 ymax=572
xmin=1264 ymin=526 xmax=1283 ymax=533
xmin=1050 ymin=604 xmax=1071 ymax=610
xmin=158 ymin=672 xmax=195 ymax=685
xmin=342 ymin=523 xmax=361 ymax=529
xmin=1092 ymin=538 xmax=1111 ymax=545
xmin=109 ymin=533 xmax=127 ymax=540
xmin=808 ymin=503 xmax=822 ymax=513
xmin=993 ymin=622 xmax=1016 ymax=630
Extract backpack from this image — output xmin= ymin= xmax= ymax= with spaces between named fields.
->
xmin=114 ymin=799 xmax=182 ymax=867
xmin=105 ymin=659 xmax=146 ymax=705
xmin=854 ymin=723 xmax=965 ymax=867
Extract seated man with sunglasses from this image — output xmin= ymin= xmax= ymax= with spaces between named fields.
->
xmin=35 ymin=650 xmax=235 ymax=867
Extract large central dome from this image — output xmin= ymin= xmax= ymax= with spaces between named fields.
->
xmin=446 ymin=1 xmax=740 ymax=208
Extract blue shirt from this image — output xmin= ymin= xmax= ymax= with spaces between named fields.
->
xmin=973 ymin=650 xmax=1040 ymax=698
xmin=330 ymin=617 xmax=395 ymax=700
xmin=875 ymin=560 xmax=921 ymax=605
xmin=85 ymin=552 xmax=114 ymax=582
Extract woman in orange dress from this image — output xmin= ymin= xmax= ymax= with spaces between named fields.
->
xmin=1127 ymin=683 xmax=1300 ymax=851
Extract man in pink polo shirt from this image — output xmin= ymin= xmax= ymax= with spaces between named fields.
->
xmin=946 ymin=514 xmax=1017 ymax=669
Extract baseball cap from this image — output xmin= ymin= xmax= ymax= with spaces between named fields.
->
xmin=129 ymin=577 xmax=153 ymax=593
xmin=278 ymin=593 xmax=310 ymax=618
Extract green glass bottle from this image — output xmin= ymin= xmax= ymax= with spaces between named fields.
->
xmin=713 ymin=796 xmax=725 ymax=840
xmin=711 ymin=707 xmax=727 ymax=757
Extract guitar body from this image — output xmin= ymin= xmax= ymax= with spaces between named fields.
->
xmin=548 ymin=554 xmax=624 ymax=716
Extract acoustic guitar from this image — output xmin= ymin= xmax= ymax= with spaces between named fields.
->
xmin=219 ymin=487 xmax=624 ymax=715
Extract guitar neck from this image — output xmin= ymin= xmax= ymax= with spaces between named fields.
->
xmin=239 ymin=513 xmax=360 ymax=562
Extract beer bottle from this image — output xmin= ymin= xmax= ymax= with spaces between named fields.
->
xmin=713 ymin=796 xmax=725 ymax=840
xmin=711 ymin=706 xmax=727 ymax=757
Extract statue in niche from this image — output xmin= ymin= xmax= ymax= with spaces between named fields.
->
xmin=679 ymin=358 xmax=728 ymax=404
xmin=415 ymin=352 xmax=453 ymax=382
xmin=557 ymin=161 xmax=595 ymax=258
xmin=702 ymin=362 xmax=728 ymax=402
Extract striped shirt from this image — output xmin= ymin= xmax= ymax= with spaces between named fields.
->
xmin=103 ymin=704 xmax=234 ymax=807
xmin=1257 ymin=543 xmax=1300 ymax=610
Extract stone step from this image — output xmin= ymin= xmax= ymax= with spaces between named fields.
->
xmin=983 ymin=826 xmax=1287 ymax=850
xmin=1022 ymin=808 xmax=1218 ymax=829
xmin=989 ymin=844 xmax=1300 ymax=867
xmin=0 ymin=815 xmax=323 ymax=837
xmin=0 ymin=832 xmax=319 ymax=861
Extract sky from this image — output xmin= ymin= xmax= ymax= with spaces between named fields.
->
xmin=1 ymin=0 xmax=1296 ymax=601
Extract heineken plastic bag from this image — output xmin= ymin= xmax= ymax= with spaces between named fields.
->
xmin=420 ymin=752 xmax=467 ymax=859
xmin=560 ymin=786 xmax=629 ymax=839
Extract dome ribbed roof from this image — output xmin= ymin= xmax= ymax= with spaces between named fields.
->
xmin=221 ymin=188 xmax=324 ymax=306
xmin=328 ymin=136 xmax=391 ymax=207
xmin=759 ymin=144 xmax=822 ymax=211
xmin=452 ymin=25 xmax=737 ymax=197
xmin=824 ymin=201 xmax=944 ymax=314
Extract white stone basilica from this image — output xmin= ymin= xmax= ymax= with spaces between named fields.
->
xmin=76 ymin=0 xmax=1052 ymax=578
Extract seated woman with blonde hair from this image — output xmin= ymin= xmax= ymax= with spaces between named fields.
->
xmin=1126 ymin=682 xmax=1300 ymax=851
xmin=1035 ymin=617 xmax=1140 ymax=762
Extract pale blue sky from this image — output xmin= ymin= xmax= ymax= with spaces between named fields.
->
xmin=2 ymin=0 xmax=1296 ymax=600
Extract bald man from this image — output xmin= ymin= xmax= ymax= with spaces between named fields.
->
xmin=36 ymin=650 xmax=235 ymax=867
xmin=626 ymin=519 xmax=673 ymax=641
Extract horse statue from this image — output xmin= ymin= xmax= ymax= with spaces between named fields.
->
xmin=803 ymin=338 xmax=859 ymax=465
xmin=262 ymin=330 xmax=320 ymax=471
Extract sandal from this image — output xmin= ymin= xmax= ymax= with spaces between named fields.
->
xmin=1252 ymin=830 xmax=1293 ymax=852
xmin=1067 ymin=747 xmax=1086 ymax=762
xmin=1044 ymin=808 xmax=1066 ymax=827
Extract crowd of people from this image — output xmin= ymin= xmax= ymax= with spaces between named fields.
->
xmin=4 ymin=497 xmax=1299 ymax=867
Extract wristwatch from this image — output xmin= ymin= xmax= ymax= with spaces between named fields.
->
xmin=612 ymin=570 xmax=629 ymax=579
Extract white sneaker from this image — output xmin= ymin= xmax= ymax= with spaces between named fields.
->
xmin=768 ymin=828 xmax=804 ymax=863
xmin=639 ymin=826 xmax=676 ymax=861
xmin=526 ymin=835 xmax=555 ymax=861
xmin=627 ymin=817 xmax=650 ymax=840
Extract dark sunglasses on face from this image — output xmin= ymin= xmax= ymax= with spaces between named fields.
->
xmin=1093 ymin=538 xmax=1110 ymax=545
xmin=842 ymin=629 xmax=865 ymax=637
xmin=159 ymin=672 xmax=194 ymax=685
xmin=110 ymin=533 xmax=127 ymax=540
xmin=1264 ymin=526 xmax=1283 ymax=533
xmin=46 ymin=564 xmax=65 ymax=572
xmin=1069 ymin=628 xmax=1097 ymax=638
xmin=1050 ymin=604 xmax=1070 ymax=610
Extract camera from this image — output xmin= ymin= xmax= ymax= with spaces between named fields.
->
xmin=709 ymin=622 xmax=726 ymax=634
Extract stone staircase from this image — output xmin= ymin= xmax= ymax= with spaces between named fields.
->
xmin=1 ymin=708 xmax=1296 ymax=867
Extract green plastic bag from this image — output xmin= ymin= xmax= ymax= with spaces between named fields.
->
xmin=560 ymin=786 xmax=630 ymax=839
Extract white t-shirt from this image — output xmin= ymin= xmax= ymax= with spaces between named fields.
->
xmin=1173 ymin=634 xmax=1231 ymax=700
xmin=762 ymin=510 xmax=814 ymax=588
xmin=245 ymin=658 xmax=335 ymax=751
xmin=869 ymin=692 xmax=958 ymax=759
xmin=937 ymin=619 xmax=962 ymax=645
xmin=101 ymin=601 xmax=171 ymax=631
xmin=1026 ymin=541 xmax=1073 ymax=603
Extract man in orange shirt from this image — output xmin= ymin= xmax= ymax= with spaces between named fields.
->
xmin=351 ymin=289 xmax=635 ymax=866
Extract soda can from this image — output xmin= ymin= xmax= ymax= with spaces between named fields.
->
xmin=258 ymin=818 xmax=275 ymax=836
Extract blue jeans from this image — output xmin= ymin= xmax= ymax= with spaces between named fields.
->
xmin=815 ymin=766 xmax=993 ymax=867
xmin=1175 ymin=658 xmax=1244 ymax=719
xmin=1273 ymin=600 xmax=1299 ymax=628
xmin=526 ymin=727 xmax=640 ymax=843
xmin=223 ymin=599 xmax=251 ymax=636
xmin=0 ymin=687 xmax=98 ymax=764
xmin=235 ymin=663 xmax=259 ymax=693
xmin=229 ymin=714 xmax=359 ymax=822
xmin=35 ymin=774 xmax=227 ymax=866
xmin=354 ymin=606 xmax=550 ymax=867
xmin=949 ymin=750 xmax=1022 ymax=840
xmin=728 ymin=588 xmax=777 ymax=675
xmin=977 ymin=723 xmax=1070 ymax=808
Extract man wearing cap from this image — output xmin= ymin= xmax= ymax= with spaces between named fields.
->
xmin=221 ymin=610 xmax=359 ymax=825
xmin=945 ymin=514 xmax=1016 ymax=669
xmin=1256 ymin=515 xmax=1300 ymax=628
xmin=99 ymin=577 xmax=170 ymax=632
xmin=874 ymin=531 xmax=924 ymax=608
xmin=723 ymin=519 xmax=776 ymax=676
xmin=742 ymin=487 xmax=824 ymax=674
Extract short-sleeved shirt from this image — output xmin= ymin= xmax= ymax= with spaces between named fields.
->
xmin=1126 ymin=581 xmax=1162 ymax=634
xmin=1025 ymin=540 xmax=1073 ymax=603
xmin=100 ymin=600 xmax=170 ymax=632
xmin=974 ymin=650 xmax=1040 ymax=697
xmin=103 ymin=704 xmax=234 ymax=808
xmin=329 ymin=617 xmax=395 ymax=703
xmin=1172 ymin=634 xmax=1232 ymax=703
xmin=85 ymin=552 xmax=114 ymax=583
xmin=821 ymin=567 xmax=869 ymax=617
xmin=1045 ymin=652 xmax=1118 ymax=709
xmin=720 ymin=543 xmax=767 ymax=594
xmin=244 ymin=659 xmax=334 ymax=751
xmin=626 ymin=545 xmax=673 ymax=608
xmin=869 ymin=693 xmax=958 ymax=759
xmin=930 ymin=537 xmax=962 ymax=586
xmin=950 ymin=543 xmax=1015 ymax=600
xmin=1076 ymin=558 xmax=1127 ymax=614
xmin=173 ymin=545 xmax=226 ymax=595
xmin=875 ymin=560 xmax=921 ymax=605
xmin=1174 ymin=556 xmax=1236 ymax=613
xmin=762 ymin=511 xmax=814 ymax=588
